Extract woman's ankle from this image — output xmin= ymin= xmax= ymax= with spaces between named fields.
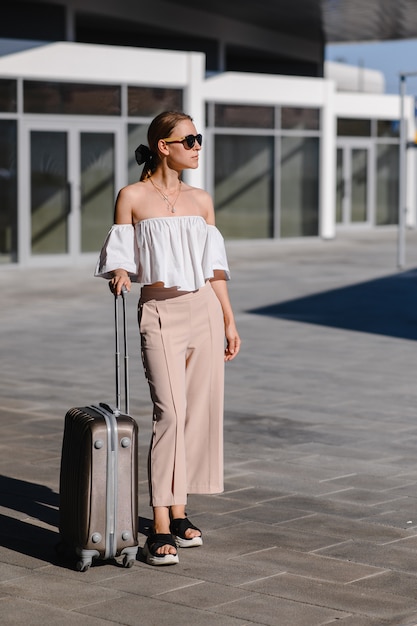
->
xmin=170 ymin=504 xmax=186 ymax=520
xmin=153 ymin=505 xmax=171 ymax=535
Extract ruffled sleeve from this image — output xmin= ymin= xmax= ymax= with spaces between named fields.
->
xmin=94 ymin=224 xmax=139 ymax=280
xmin=202 ymin=225 xmax=231 ymax=281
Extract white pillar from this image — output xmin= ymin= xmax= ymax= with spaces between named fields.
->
xmin=183 ymin=52 xmax=206 ymax=189
xmin=406 ymin=95 xmax=416 ymax=229
xmin=17 ymin=113 xmax=29 ymax=266
xmin=319 ymin=79 xmax=336 ymax=239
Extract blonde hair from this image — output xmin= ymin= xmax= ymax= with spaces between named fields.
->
xmin=139 ymin=111 xmax=193 ymax=181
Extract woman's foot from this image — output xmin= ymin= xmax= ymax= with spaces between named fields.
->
xmin=170 ymin=517 xmax=203 ymax=548
xmin=146 ymin=506 xmax=179 ymax=565
xmin=143 ymin=533 xmax=179 ymax=566
xmin=169 ymin=505 xmax=202 ymax=545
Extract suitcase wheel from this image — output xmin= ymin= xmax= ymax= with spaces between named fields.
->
xmin=123 ymin=555 xmax=135 ymax=568
xmin=76 ymin=558 xmax=92 ymax=572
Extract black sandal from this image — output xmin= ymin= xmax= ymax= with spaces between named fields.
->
xmin=143 ymin=533 xmax=179 ymax=566
xmin=170 ymin=518 xmax=203 ymax=548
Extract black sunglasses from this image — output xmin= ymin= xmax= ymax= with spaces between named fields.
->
xmin=163 ymin=134 xmax=203 ymax=149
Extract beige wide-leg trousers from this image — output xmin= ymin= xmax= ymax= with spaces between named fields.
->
xmin=138 ymin=281 xmax=225 ymax=507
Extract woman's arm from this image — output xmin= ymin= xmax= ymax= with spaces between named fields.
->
xmin=210 ymin=271 xmax=241 ymax=361
xmin=109 ymin=187 xmax=134 ymax=296
xmin=201 ymin=192 xmax=240 ymax=359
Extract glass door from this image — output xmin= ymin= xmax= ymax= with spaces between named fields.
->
xmin=30 ymin=130 xmax=69 ymax=254
xmin=336 ymin=141 xmax=373 ymax=226
xmin=22 ymin=121 xmax=122 ymax=263
xmin=80 ymin=131 xmax=116 ymax=253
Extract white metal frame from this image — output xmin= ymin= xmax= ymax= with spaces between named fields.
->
xmin=336 ymin=138 xmax=374 ymax=228
xmin=19 ymin=117 xmax=125 ymax=266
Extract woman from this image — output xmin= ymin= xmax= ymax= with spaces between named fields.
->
xmin=95 ymin=110 xmax=240 ymax=566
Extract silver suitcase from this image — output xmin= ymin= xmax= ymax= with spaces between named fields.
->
xmin=58 ymin=290 xmax=139 ymax=571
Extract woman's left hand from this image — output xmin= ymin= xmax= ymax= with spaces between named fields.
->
xmin=224 ymin=324 xmax=241 ymax=361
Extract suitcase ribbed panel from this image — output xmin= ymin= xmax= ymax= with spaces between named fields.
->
xmin=59 ymin=407 xmax=108 ymax=556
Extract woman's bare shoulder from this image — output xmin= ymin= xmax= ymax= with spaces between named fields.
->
xmin=182 ymin=184 xmax=213 ymax=207
xmin=115 ymin=181 xmax=149 ymax=223
xmin=181 ymin=184 xmax=214 ymax=222
xmin=117 ymin=181 xmax=147 ymax=201
xmin=182 ymin=184 xmax=211 ymax=199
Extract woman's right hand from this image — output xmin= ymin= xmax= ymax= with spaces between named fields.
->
xmin=109 ymin=270 xmax=131 ymax=296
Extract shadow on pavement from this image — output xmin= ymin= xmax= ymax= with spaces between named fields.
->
xmin=0 ymin=514 xmax=59 ymax=563
xmin=0 ymin=475 xmax=152 ymax=566
xmin=0 ymin=476 xmax=59 ymax=526
xmin=0 ymin=476 xmax=59 ymax=562
xmin=248 ymin=268 xmax=417 ymax=340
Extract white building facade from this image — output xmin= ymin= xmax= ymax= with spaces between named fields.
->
xmin=0 ymin=42 xmax=414 ymax=266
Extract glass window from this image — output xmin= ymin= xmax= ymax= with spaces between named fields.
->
xmin=80 ymin=133 xmax=115 ymax=252
xmin=351 ymin=148 xmax=368 ymax=222
xmin=0 ymin=120 xmax=18 ymax=262
xmin=215 ymin=104 xmax=274 ymax=128
xmin=0 ymin=79 xmax=17 ymax=113
xmin=214 ymin=135 xmax=274 ymax=238
xmin=127 ymin=123 xmax=148 ymax=184
xmin=376 ymin=144 xmax=399 ymax=225
xmin=377 ymin=120 xmax=400 ymax=138
xmin=30 ymin=131 xmax=68 ymax=254
xmin=336 ymin=148 xmax=344 ymax=223
xmin=281 ymin=107 xmax=320 ymax=131
xmin=280 ymin=137 xmax=319 ymax=237
xmin=128 ymin=87 xmax=183 ymax=117
xmin=337 ymin=118 xmax=371 ymax=137
xmin=24 ymin=81 xmax=121 ymax=115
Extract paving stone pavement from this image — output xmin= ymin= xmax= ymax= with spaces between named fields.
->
xmin=2 ymin=228 xmax=417 ymax=625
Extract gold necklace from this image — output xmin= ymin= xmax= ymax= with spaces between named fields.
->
xmin=150 ymin=178 xmax=181 ymax=213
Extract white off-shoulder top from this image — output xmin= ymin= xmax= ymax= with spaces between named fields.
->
xmin=95 ymin=215 xmax=230 ymax=292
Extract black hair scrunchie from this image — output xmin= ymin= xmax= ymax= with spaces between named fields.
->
xmin=135 ymin=144 xmax=154 ymax=166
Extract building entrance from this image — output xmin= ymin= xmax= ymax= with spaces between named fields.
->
xmin=20 ymin=121 xmax=123 ymax=264
xmin=336 ymin=140 xmax=374 ymax=227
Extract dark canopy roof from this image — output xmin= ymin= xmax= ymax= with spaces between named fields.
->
xmin=322 ymin=0 xmax=417 ymax=43
xmin=168 ymin=0 xmax=417 ymax=43
xmin=2 ymin=0 xmax=417 ymax=77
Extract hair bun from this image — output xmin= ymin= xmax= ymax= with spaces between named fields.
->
xmin=135 ymin=144 xmax=154 ymax=165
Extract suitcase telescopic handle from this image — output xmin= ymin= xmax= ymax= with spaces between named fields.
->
xmin=114 ymin=287 xmax=129 ymax=415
